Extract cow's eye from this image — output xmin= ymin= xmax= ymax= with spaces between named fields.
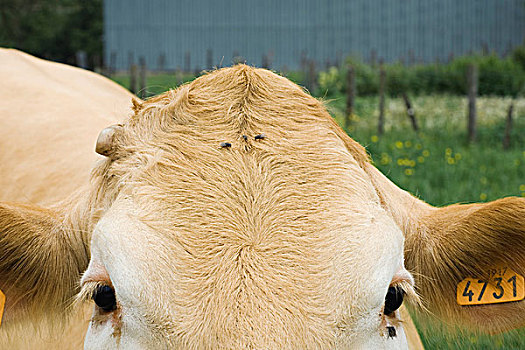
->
xmin=383 ymin=286 xmax=404 ymax=316
xmin=92 ymin=285 xmax=117 ymax=312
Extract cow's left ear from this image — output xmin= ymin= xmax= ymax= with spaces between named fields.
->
xmin=0 ymin=202 xmax=89 ymax=325
xmin=405 ymin=196 xmax=525 ymax=333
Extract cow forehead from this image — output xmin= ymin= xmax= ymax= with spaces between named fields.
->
xmin=88 ymin=65 xmax=405 ymax=345
xmin=92 ymin=158 xmax=404 ymax=345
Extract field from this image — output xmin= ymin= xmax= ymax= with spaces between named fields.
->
xmin=112 ymin=73 xmax=525 ymax=349
xmin=325 ymin=95 xmax=525 ymax=206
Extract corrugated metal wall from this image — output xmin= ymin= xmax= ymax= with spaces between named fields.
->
xmin=104 ymin=0 xmax=525 ymax=71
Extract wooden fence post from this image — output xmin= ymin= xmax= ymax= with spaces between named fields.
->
xmin=335 ymin=50 xmax=342 ymax=68
xmin=370 ymin=49 xmax=377 ymax=67
xmin=127 ymin=51 xmax=134 ymax=70
xmin=175 ymin=69 xmax=183 ymax=86
xmin=345 ymin=65 xmax=356 ymax=129
xmin=300 ymin=51 xmax=307 ymax=73
xmin=467 ymin=64 xmax=478 ymax=143
xmin=503 ymin=101 xmax=514 ymax=150
xmin=158 ymin=53 xmax=166 ymax=72
xmin=139 ymin=57 xmax=146 ymax=98
xmin=262 ymin=54 xmax=270 ymax=69
xmin=306 ymin=60 xmax=317 ymax=93
xmin=378 ymin=62 xmax=386 ymax=135
xmin=402 ymin=92 xmax=419 ymax=131
xmin=184 ymin=52 xmax=191 ymax=73
xmin=129 ymin=64 xmax=138 ymax=95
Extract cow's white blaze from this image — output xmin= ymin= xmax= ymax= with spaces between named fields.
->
xmin=82 ymin=194 xmax=414 ymax=349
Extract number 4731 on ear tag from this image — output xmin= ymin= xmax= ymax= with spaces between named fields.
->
xmin=457 ymin=267 xmax=525 ymax=306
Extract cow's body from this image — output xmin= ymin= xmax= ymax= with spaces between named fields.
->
xmin=0 ymin=48 xmax=132 ymax=349
xmin=0 ymin=48 xmax=131 ymax=204
xmin=0 ymin=49 xmax=523 ymax=349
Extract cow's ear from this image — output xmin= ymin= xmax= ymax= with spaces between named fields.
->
xmin=0 ymin=202 xmax=89 ymax=325
xmin=405 ymin=197 xmax=525 ymax=333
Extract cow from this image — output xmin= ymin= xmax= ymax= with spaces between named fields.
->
xmin=0 ymin=48 xmax=134 ymax=349
xmin=1 ymin=48 xmax=524 ymax=349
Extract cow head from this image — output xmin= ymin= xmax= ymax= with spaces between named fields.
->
xmin=1 ymin=65 xmax=524 ymax=349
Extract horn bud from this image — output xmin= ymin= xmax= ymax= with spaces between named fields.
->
xmin=95 ymin=124 xmax=122 ymax=157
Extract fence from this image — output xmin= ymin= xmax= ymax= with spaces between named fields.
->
xmin=115 ymin=57 xmax=518 ymax=149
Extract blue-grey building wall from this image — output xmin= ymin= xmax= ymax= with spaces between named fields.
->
xmin=104 ymin=0 xmax=525 ymax=70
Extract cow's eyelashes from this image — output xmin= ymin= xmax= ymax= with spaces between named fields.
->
xmin=383 ymin=286 xmax=404 ymax=316
xmin=92 ymin=285 xmax=117 ymax=312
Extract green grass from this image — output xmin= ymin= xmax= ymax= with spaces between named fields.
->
xmin=413 ymin=319 xmax=525 ymax=349
xmin=113 ymin=73 xmax=525 ymax=349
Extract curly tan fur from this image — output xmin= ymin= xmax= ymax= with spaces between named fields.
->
xmin=86 ymin=64 xmax=381 ymax=348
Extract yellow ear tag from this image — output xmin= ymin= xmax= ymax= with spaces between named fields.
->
xmin=457 ymin=267 xmax=525 ymax=306
xmin=0 ymin=289 xmax=4 ymax=326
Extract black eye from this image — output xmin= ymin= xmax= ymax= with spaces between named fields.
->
xmin=92 ymin=285 xmax=117 ymax=312
xmin=383 ymin=286 xmax=404 ymax=316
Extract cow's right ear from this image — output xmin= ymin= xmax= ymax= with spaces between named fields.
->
xmin=405 ymin=197 xmax=525 ymax=333
xmin=0 ymin=202 xmax=89 ymax=325
xmin=364 ymin=164 xmax=525 ymax=334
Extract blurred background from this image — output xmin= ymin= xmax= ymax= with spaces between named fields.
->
xmin=1 ymin=0 xmax=525 ymax=348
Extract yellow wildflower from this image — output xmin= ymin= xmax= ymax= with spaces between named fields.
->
xmin=417 ymin=156 xmax=425 ymax=163
xmin=520 ymin=184 xmax=525 ymax=192
xmin=415 ymin=143 xmax=422 ymax=150
xmin=480 ymin=193 xmax=487 ymax=201
xmin=371 ymin=135 xmax=379 ymax=143
xmin=445 ymin=148 xmax=452 ymax=156
xmin=422 ymin=150 xmax=430 ymax=157
xmin=395 ymin=141 xmax=404 ymax=149
xmin=404 ymin=169 xmax=413 ymax=176
xmin=404 ymin=140 xmax=412 ymax=148
xmin=447 ymin=157 xmax=455 ymax=165
xmin=454 ymin=153 xmax=462 ymax=161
